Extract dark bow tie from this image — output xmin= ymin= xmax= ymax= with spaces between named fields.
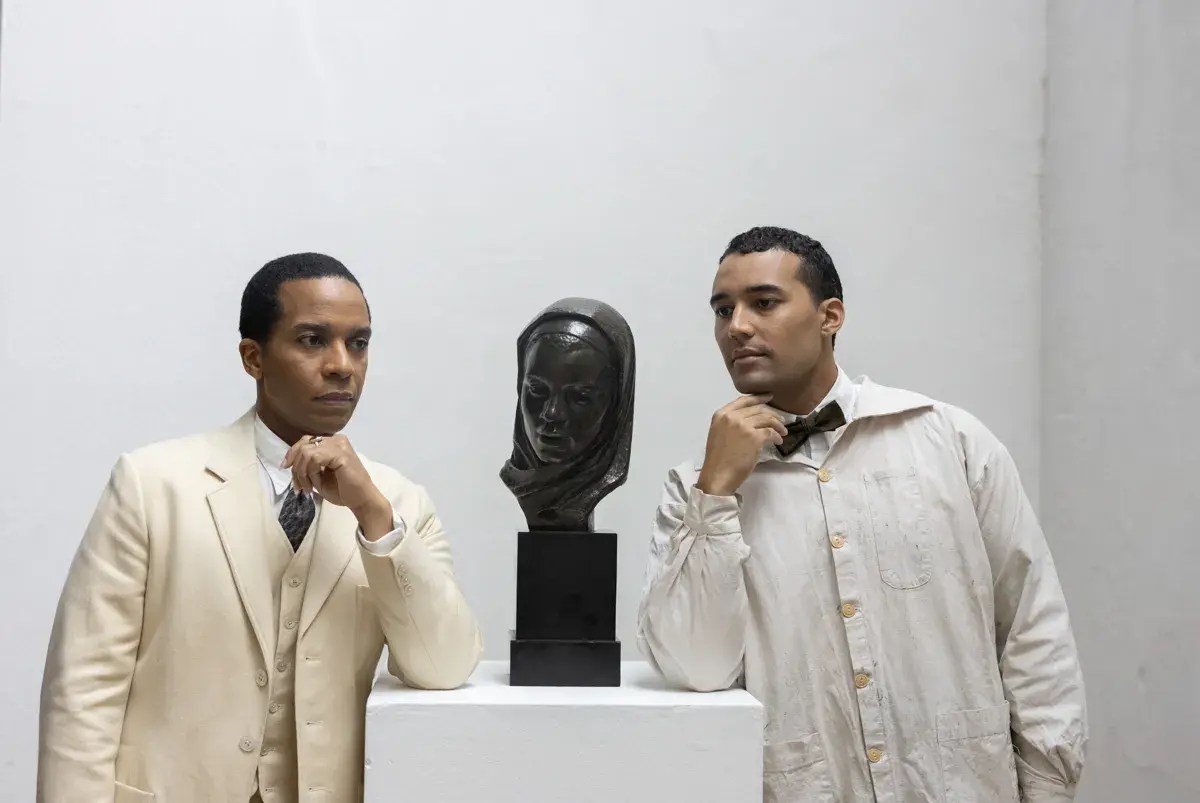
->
xmin=777 ymin=401 xmax=846 ymax=457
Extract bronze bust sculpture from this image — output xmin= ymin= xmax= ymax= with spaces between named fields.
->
xmin=500 ymin=298 xmax=636 ymax=531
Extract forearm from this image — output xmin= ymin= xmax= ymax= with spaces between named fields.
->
xmin=638 ymin=486 xmax=750 ymax=692
xmin=359 ymin=489 xmax=481 ymax=690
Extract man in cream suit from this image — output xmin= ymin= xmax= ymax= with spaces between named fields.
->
xmin=38 ymin=253 xmax=483 ymax=802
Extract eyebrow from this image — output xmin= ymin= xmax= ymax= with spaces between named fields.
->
xmin=292 ymin=322 xmax=373 ymax=337
xmin=709 ymin=284 xmax=786 ymax=306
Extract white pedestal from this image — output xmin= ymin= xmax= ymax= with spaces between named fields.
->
xmin=364 ymin=660 xmax=763 ymax=803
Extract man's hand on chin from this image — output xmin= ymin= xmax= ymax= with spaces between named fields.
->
xmin=282 ymin=434 xmax=393 ymax=540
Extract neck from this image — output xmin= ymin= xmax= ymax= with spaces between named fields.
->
xmin=771 ymin=358 xmax=838 ymax=416
xmin=255 ymin=400 xmax=305 ymax=446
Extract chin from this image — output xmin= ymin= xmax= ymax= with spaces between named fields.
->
xmin=730 ymin=370 xmax=774 ymax=396
xmin=308 ymin=410 xmax=354 ymax=435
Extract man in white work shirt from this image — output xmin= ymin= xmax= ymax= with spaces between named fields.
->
xmin=39 ymin=253 xmax=482 ymax=802
xmin=638 ymin=227 xmax=1086 ymax=802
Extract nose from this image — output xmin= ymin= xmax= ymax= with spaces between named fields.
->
xmin=728 ymin=304 xmax=754 ymax=341
xmin=323 ymin=342 xmax=353 ymax=378
xmin=539 ymin=393 xmax=567 ymax=426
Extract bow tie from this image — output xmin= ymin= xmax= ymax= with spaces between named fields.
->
xmin=777 ymin=401 xmax=847 ymax=457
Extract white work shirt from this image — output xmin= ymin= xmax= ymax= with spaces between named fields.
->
xmin=638 ymin=374 xmax=1086 ymax=802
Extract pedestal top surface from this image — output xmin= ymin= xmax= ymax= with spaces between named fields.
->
xmin=368 ymin=659 xmax=761 ymax=710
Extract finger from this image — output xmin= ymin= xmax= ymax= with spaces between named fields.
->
xmin=745 ymin=409 xmax=788 ymax=431
xmin=292 ymin=445 xmax=316 ymax=493
xmin=305 ymin=461 xmax=324 ymax=492
xmin=282 ymin=435 xmax=314 ymax=469
xmin=748 ymin=421 xmax=786 ymax=446
xmin=725 ymin=394 xmax=772 ymax=412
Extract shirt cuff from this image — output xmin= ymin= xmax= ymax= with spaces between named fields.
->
xmin=357 ymin=507 xmax=407 ymax=554
xmin=683 ymin=485 xmax=741 ymax=535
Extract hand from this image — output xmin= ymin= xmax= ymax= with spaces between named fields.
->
xmin=696 ymin=395 xmax=788 ymax=497
xmin=282 ymin=435 xmax=392 ymax=536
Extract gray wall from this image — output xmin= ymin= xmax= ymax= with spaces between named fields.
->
xmin=1043 ymin=2 xmax=1200 ymax=801
xmin=0 ymin=2 xmax=1046 ymax=796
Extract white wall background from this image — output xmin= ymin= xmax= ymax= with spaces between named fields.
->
xmin=1043 ymin=2 xmax=1200 ymax=801
xmin=0 ymin=1 xmax=1048 ymax=796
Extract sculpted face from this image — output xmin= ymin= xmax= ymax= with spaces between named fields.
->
xmin=520 ymin=327 xmax=614 ymax=464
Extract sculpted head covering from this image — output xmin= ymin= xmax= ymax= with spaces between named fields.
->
xmin=500 ymin=298 xmax=636 ymax=531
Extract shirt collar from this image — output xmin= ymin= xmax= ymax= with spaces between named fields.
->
xmin=254 ymin=415 xmax=295 ymax=498
xmin=768 ymin=365 xmax=859 ymax=424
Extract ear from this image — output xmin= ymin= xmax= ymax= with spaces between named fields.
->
xmin=239 ymin=338 xmax=264 ymax=380
xmin=819 ymin=298 xmax=845 ymax=338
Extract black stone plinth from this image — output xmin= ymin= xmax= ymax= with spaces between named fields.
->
xmin=509 ymin=638 xmax=621 ymax=687
xmin=510 ymin=530 xmax=620 ymax=686
xmin=515 ymin=530 xmax=616 ymax=640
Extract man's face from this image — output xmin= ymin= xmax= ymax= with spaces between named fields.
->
xmin=710 ymin=249 xmax=839 ymax=397
xmin=241 ymin=277 xmax=371 ymax=441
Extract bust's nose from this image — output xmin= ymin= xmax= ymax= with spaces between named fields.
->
xmin=539 ymin=393 xmax=567 ymax=425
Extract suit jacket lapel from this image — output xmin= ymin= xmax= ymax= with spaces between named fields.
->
xmin=299 ymin=501 xmax=358 ymax=637
xmin=205 ymin=410 xmax=276 ymax=666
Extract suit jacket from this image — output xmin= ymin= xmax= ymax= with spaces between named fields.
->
xmin=38 ymin=411 xmax=483 ymax=802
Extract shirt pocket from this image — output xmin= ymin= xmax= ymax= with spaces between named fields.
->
xmin=864 ymin=466 xmax=933 ymax=589
xmin=936 ymin=703 xmax=1021 ymax=803
xmin=762 ymin=732 xmax=836 ymax=803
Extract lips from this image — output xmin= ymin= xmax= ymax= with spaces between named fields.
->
xmin=535 ymin=432 xmax=572 ymax=449
xmin=316 ymin=392 xmax=355 ymax=404
xmin=731 ymin=348 xmax=768 ymax=362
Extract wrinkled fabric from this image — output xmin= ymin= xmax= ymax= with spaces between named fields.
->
xmin=638 ymin=376 xmax=1086 ymax=802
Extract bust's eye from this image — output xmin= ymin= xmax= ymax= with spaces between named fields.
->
xmin=524 ymin=381 xmax=549 ymax=398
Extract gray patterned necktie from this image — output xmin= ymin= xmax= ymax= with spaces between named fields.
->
xmin=279 ymin=488 xmax=315 ymax=551
xmin=777 ymin=401 xmax=847 ymax=458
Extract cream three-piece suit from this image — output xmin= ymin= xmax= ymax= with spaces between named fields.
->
xmin=38 ymin=411 xmax=483 ymax=802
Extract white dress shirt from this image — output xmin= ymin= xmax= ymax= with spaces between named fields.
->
xmin=254 ymin=416 xmax=405 ymax=554
xmin=638 ymin=372 xmax=1086 ymax=802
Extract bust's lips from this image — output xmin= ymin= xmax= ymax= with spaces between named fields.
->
xmin=535 ymin=431 xmax=574 ymax=453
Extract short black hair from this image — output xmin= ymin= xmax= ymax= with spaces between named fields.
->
xmin=239 ymin=252 xmax=368 ymax=343
xmin=721 ymin=226 xmax=843 ymax=305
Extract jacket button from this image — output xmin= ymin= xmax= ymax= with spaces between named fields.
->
xmin=239 ymin=737 xmax=255 ymax=753
xmin=255 ymin=670 xmax=268 ymax=687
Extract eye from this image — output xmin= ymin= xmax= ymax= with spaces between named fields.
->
xmin=568 ymin=389 xmax=595 ymax=407
xmin=523 ymin=381 xmax=549 ymax=398
xmin=298 ymin=333 xmax=324 ymax=347
xmin=754 ymin=298 xmax=780 ymax=311
xmin=349 ymin=338 xmax=370 ymax=351
xmin=713 ymin=306 xmax=733 ymax=319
